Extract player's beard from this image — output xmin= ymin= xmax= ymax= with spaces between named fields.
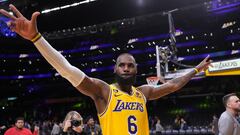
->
xmin=115 ymin=73 xmax=136 ymax=86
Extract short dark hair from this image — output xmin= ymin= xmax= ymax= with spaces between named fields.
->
xmin=15 ymin=117 xmax=24 ymax=123
xmin=222 ymin=93 xmax=237 ymax=107
xmin=85 ymin=115 xmax=93 ymax=123
xmin=116 ymin=53 xmax=136 ymax=64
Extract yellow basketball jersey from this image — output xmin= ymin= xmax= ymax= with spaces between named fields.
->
xmin=98 ymin=84 xmax=149 ymax=135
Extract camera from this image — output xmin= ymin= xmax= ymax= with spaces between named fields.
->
xmin=71 ymin=120 xmax=81 ymax=127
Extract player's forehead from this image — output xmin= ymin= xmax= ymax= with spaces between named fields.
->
xmin=117 ymin=54 xmax=136 ymax=64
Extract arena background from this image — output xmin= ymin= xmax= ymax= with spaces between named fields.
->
xmin=0 ymin=0 xmax=240 ymax=134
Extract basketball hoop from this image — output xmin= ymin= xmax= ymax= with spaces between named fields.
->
xmin=146 ymin=76 xmax=160 ymax=86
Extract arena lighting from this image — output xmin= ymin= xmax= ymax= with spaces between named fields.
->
xmin=86 ymin=65 xmax=114 ymax=73
xmin=74 ymin=54 xmax=113 ymax=62
xmin=0 ymin=73 xmax=52 ymax=80
xmin=19 ymin=54 xmax=29 ymax=58
xmin=0 ymin=43 xmax=113 ymax=59
xmin=206 ymin=0 xmax=240 ymax=13
xmin=225 ymin=34 xmax=240 ymax=41
xmin=0 ymin=0 xmax=7 ymax=3
xmin=127 ymin=31 xmax=187 ymax=45
xmin=87 ymin=54 xmax=113 ymax=61
xmin=44 ymin=18 xmax=135 ymax=39
xmin=0 ymin=16 xmax=16 ymax=37
xmin=41 ymin=0 xmax=97 ymax=14
xmin=137 ymin=34 xmax=169 ymax=43
xmin=176 ymin=41 xmax=206 ymax=48
xmin=214 ymin=7 xmax=239 ymax=14
xmin=90 ymin=45 xmax=99 ymax=50
xmin=63 ymin=43 xmax=113 ymax=53
xmin=178 ymin=49 xmax=240 ymax=61
xmin=0 ymin=39 xmax=222 ymax=60
xmin=7 ymin=97 xmax=17 ymax=101
xmin=129 ymin=34 xmax=179 ymax=45
xmin=0 ymin=49 xmax=238 ymax=80
xmin=209 ymin=1 xmax=240 ymax=12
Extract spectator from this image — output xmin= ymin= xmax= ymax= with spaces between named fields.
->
xmin=211 ymin=115 xmax=219 ymax=135
xmin=4 ymin=117 xmax=39 ymax=135
xmin=180 ymin=118 xmax=187 ymax=130
xmin=173 ymin=115 xmax=181 ymax=130
xmin=62 ymin=111 xmax=84 ymax=135
xmin=0 ymin=125 xmax=6 ymax=134
xmin=155 ymin=118 xmax=164 ymax=135
xmin=24 ymin=121 xmax=31 ymax=130
xmin=83 ymin=116 xmax=102 ymax=135
xmin=51 ymin=121 xmax=61 ymax=135
xmin=218 ymin=93 xmax=240 ymax=135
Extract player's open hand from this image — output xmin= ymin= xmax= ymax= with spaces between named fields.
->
xmin=0 ymin=4 xmax=40 ymax=40
xmin=195 ymin=55 xmax=213 ymax=72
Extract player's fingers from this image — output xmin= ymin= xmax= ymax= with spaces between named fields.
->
xmin=18 ymin=19 xmax=24 ymax=32
xmin=0 ymin=9 xmax=17 ymax=20
xmin=31 ymin=12 xmax=40 ymax=26
xmin=203 ymin=55 xmax=210 ymax=62
xmin=9 ymin=4 xmax=23 ymax=17
xmin=8 ymin=21 xmax=16 ymax=32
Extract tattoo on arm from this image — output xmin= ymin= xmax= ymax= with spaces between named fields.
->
xmin=168 ymin=70 xmax=196 ymax=91
xmin=146 ymin=69 xmax=197 ymax=100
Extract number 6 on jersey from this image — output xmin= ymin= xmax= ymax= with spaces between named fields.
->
xmin=128 ymin=115 xmax=137 ymax=134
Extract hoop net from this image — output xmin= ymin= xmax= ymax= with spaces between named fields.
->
xmin=146 ymin=76 xmax=160 ymax=86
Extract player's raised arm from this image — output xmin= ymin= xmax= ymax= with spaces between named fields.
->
xmin=0 ymin=4 xmax=40 ymax=40
xmin=139 ymin=55 xmax=212 ymax=100
xmin=0 ymin=5 xmax=109 ymax=101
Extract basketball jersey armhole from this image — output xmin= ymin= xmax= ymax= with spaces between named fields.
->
xmin=98 ymin=85 xmax=112 ymax=117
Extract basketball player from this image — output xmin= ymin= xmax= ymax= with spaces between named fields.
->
xmin=0 ymin=5 xmax=212 ymax=135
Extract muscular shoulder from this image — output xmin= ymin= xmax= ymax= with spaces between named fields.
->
xmin=137 ymin=85 xmax=152 ymax=91
xmin=137 ymin=85 xmax=154 ymax=99
xmin=77 ymin=77 xmax=110 ymax=99
xmin=91 ymin=78 xmax=110 ymax=98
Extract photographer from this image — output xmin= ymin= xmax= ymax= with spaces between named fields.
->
xmin=62 ymin=111 xmax=84 ymax=135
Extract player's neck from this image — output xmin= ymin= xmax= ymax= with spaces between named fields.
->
xmin=114 ymin=83 xmax=133 ymax=95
